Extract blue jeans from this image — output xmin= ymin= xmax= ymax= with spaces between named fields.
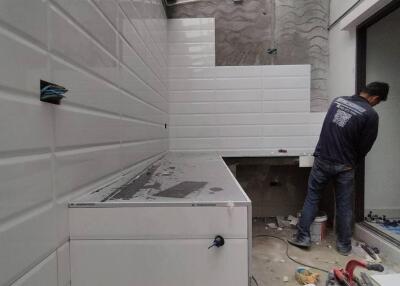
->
xmin=297 ymin=157 xmax=354 ymax=248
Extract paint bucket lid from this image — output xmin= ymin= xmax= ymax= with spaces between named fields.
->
xmin=314 ymin=212 xmax=327 ymax=223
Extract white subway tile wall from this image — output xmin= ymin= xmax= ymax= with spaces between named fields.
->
xmin=0 ymin=0 xmax=167 ymax=285
xmin=168 ymin=18 xmax=325 ymax=156
xmin=0 ymin=9 xmax=328 ymax=286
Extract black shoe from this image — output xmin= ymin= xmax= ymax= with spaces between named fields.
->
xmin=336 ymin=245 xmax=352 ymax=256
xmin=287 ymin=236 xmax=311 ymax=248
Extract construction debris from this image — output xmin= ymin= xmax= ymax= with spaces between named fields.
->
xmin=283 ymin=275 xmax=289 ymax=282
xmin=277 ymin=216 xmax=291 ymax=228
xmin=295 ymin=267 xmax=320 ymax=285
xmin=288 ymin=215 xmax=299 ymax=226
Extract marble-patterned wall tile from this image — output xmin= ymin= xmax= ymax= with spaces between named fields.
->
xmin=167 ymin=0 xmax=330 ymax=112
xmin=275 ymin=0 xmax=329 ymax=112
xmin=168 ymin=0 xmax=275 ymax=66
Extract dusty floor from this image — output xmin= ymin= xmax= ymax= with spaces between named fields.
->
xmin=251 ymin=219 xmax=400 ymax=286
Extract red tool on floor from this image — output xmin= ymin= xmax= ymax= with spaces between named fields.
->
xmin=326 ymin=259 xmax=384 ymax=286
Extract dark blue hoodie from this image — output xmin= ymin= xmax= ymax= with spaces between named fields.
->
xmin=314 ymin=95 xmax=379 ymax=166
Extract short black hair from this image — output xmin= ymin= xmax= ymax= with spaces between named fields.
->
xmin=362 ymin=82 xmax=389 ymax=101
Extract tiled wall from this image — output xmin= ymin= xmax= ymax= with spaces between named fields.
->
xmin=0 ymin=1 xmax=167 ymax=285
xmin=168 ymin=18 xmax=325 ymax=156
xmin=167 ymin=0 xmax=330 ymax=112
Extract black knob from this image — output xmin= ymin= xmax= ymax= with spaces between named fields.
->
xmin=208 ymin=235 xmax=225 ymax=249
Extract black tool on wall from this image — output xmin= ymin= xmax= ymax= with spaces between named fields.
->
xmin=40 ymin=80 xmax=68 ymax=105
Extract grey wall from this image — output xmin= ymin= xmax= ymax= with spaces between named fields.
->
xmin=167 ymin=0 xmax=330 ymax=111
xmin=365 ymin=8 xmax=400 ymax=214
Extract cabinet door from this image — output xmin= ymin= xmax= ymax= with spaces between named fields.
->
xmin=71 ymin=239 xmax=248 ymax=286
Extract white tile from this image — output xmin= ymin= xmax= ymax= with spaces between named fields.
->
xmin=118 ymin=8 xmax=147 ymax=61
xmin=0 ymin=154 xmax=52 ymax=221
xmin=262 ymin=77 xmax=310 ymax=89
xmin=168 ymin=30 xmax=214 ymax=43
xmin=215 ymin=90 xmax=262 ymax=102
xmin=120 ymin=38 xmax=160 ymax=92
xmin=220 ymin=137 xmax=263 ymax=149
xmin=168 ymin=43 xmax=215 ymax=55
xmin=168 ymin=18 xmax=215 ymax=31
xmin=170 ymin=103 xmax=216 ymax=114
xmin=57 ymin=242 xmax=71 ymax=286
xmin=215 ymin=66 xmax=262 ymax=78
xmin=11 ymin=253 xmax=58 ymax=286
xmin=93 ymin=0 xmax=119 ymax=30
xmin=121 ymin=119 xmax=166 ymax=143
xmin=169 ymin=126 xmax=218 ymax=138
xmin=119 ymin=0 xmax=147 ymax=46
xmin=0 ymin=206 xmax=58 ymax=286
xmin=217 ymin=114 xmax=264 ymax=125
xmin=55 ymin=145 xmax=121 ymax=197
xmin=170 ymin=138 xmax=219 ymax=150
xmin=49 ymin=7 xmax=118 ymax=83
xmin=215 ymin=78 xmax=262 ymax=90
xmin=54 ymin=199 xmax=70 ymax=248
xmin=169 ymin=114 xmax=218 ymax=126
xmin=263 ymin=89 xmax=309 ymax=101
xmin=169 ymin=91 xmax=216 ymax=103
xmin=168 ymin=67 xmax=215 ymax=79
xmin=51 ymin=58 xmax=121 ymax=115
xmin=263 ymin=65 xmax=310 ymax=77
xmin=54 ymin=107 xmax=121 ymax=149
xmin=262 ymin=136 xmax=314 ymax=148
xmin=169 ymin=79 xmax=215 ymax=91
xmin=120 ymin=92 xmax=166 ymax=125
xmin=219 ymin=126 xmax=262 ymax=137
xmin=120 ymin=65 xmax=167 ymax=112
xmin=262 ymin=101 xmax=309 ymax=113
xmin=120 ymin=139 xmax=168 ymax=168
xmin=0 ymin=0 xmax=48 ymax=46
xmin=215 ymin=102 xmax=262 ymax=113
xmin=262 ymin=113 xmax=313 ymax=125
xmin=169 ymin=54 xmax=215 ymax=67
xmin=0 ymin=94 xmax=52 ymax=153
xmin=0 ymin=32 xmax=48 ymax=94
xmin=263 ymin=125 xmax=321 ymax=136
xmin=53 ymin=0 xmax=118 ymax=57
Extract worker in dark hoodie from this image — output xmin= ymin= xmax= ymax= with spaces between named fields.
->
xmin=288 ymin=82 xmax=390 ymax=255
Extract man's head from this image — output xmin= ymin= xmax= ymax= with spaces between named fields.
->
xmin=360 ymin=82 xmax=390 ymax=106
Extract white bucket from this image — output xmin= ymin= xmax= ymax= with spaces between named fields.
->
xmin=310 ymin=212 xmax=327 ymax=242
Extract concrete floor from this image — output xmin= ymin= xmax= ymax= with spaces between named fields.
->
xmin=251 ymin=220 xmax=400 ymax=286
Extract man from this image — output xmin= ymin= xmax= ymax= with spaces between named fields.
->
xmin=288 ymin=82 xmax=390 ymax=255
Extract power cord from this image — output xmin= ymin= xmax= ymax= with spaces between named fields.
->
xmin=253 ymin=234 xmax=330 ymax=274
xmin=251 ymin=275 xmax=259 ymax=286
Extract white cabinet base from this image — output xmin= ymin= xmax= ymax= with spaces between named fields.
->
xmin=71 ymin=239 xmax=248 ymax=286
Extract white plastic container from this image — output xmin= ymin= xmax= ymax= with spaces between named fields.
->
xmin=310 ymin=213 xmax=328 ymax=242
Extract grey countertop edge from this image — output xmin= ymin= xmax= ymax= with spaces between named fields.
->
xmin=69 ymin=201 xmax=251 ymax=208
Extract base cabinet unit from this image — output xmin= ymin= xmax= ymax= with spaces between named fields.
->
xmin=69 ymin=153 xmax=251 ymax=286
xmin=71 ymin=239 xmax=248 ymax=286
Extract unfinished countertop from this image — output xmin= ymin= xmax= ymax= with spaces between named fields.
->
xmin=69 ymin=152 xmax=251 ymax=207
